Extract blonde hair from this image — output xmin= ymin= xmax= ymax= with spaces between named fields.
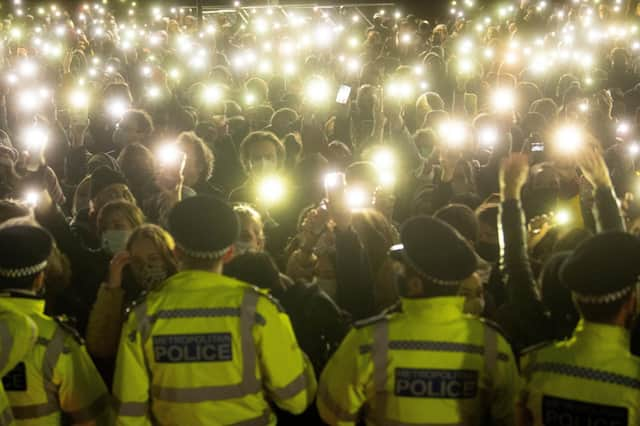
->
xmin=127 ymin=224 xmax=178 ymax=276
xmin=97 ymin=201 xmax=145 ymax=235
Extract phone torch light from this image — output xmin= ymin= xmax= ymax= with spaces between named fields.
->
xmin=439 ymin=120 xmax=467 ymax=148
xmin=578 ymin=101 xmax=589 ymax=113
xmin=69 ymin=90 xmax=89 ymax=109
xmin=345 ymin=187 xmax=369 ymax=211
xmin=554 ymin=125 xmax=583 ymax=154
xmin=479 ymin=127 xmax=498 ymax=147
xmin=491 ymin=88 xmax=515 ymax=112
xmin=23 ymin=191 xmax=40 ymax=208
xmin=24 ymin=127 xmax=48 ymax=151
xmin=19 ymin=90 xmax=40 ymax=112
xmin=629 ymin=142 xmax=640 ymax=156
xmin=324 ymin=172 xmax=343 ymax=190
xmin=107 ymin=99 xmax=128 ymax=120
xmin=372 ymin=148 xmax=395 ymax=170
xmin=617 ymin=122 xmax=631 ymax=135
xmin=258 ymin=176 xmax=286 ymax=206
xmin=203 ymin=85 xmax=223 ymax=104
xmin=245 ymin=93 xmax=256 ymax=106
xmin=554 ymin=209 xmax=571 ymax=226
xmin=168 ymin=68 xmax=181 ymax=80
xmin=400 ymin=33 xmax=412 ymax=44
xmin=157 ymin=145 xmax=183 ymax=166
xmin=306 ymin=78 xmax=330 ymax=104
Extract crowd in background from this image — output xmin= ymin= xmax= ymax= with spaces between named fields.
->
xmin=1 ymin=0 xmax=640 ymax=424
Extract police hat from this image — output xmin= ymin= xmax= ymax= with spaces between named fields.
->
xmin=561 ymin=232 xmax=640 ymax=304
xmin=169 ymin=196 xmax=239 ymax=260
xmin=0 ymin=225 xmax=52 ymax=279
xmin=390 ymin=216 xmax=477 ymax=286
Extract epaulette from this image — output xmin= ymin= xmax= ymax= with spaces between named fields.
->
xmin=54 ymin=316 xmax=83 ymax=344
xmin=249 ymin=286 xmax=285 ymax=313
xmin=520 ymin=340 xmax=554 ymax=357
xmin=124 ymin=290 xmax=149 ymax=320
xmin=477 ymin=317 xmax=510 ymax=340
xmin=353 ymin=303 xmax=402 ymax=329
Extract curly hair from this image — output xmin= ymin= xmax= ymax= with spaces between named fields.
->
xmin=177 ymin=131 xmax=215 ymax=183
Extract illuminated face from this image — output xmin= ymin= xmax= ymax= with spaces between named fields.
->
xmin=237 ymin=217 xmax=265 ymax=252
xmin=248 ymin=140 xmax=278 ymax=175
xmin=101 ymin=210 xmax=135 ymax=233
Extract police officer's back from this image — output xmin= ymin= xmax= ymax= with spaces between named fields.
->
xmin=519 ymin=232 xmax=640 ymax=425
xmin=0 ymin=223 xmax=112 ymax=425
xmin=0 ymin=301 xmax=38 ymax=426
xmin=113 ymin=196 xmax=317 ymax=425
xmin=317 ymin=216 xmax=520 ymax=425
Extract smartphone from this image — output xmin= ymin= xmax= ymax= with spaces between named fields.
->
xmin=336 ymin=85 xmax=352 ymax=104
xmin=531 ymin=142 xmax=545 ymax=152
xmin=324 ymin=172 xmax=346 ymax=200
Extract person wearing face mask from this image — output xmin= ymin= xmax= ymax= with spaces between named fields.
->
xmin=86 ymin=224 xmax=177 ymax=378
xmin=230 ymin=131 xmax=285 ymax=204
xmin=71 ymin=166 xmax=137 ymax=250
xmin=230 ymin=131 xmax=301 ymax=257
xmin=317 ymin=216 xmax=519 ymax=426
xmin=232 ymin=204 xmax=265 ymax=256
xmin=518 ymin=232 xmax=640 ymax=425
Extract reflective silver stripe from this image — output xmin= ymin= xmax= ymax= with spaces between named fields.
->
xmin=11 ymin=402 xmax=59 ymax=420
xmin=270 ymin=372 xmax=307 ymax=401
xmin=0 ymin=404 xmax=13 ymax=426
xmin=372 ymin=320 xmax=389 ymax=422
xmin=240 ymin=290 xmax=260 ymax=392
xmin=529 ymin=362 xmax=640 ymax=390
xmin=41 ymin=327 xmax=65 ymax=415
xmin=318 ymin=385 xmax=358 ymax=422
xmin=134 ymin=302 xmax=152 ymax=343
xmin=154 ymin=308 xmax=266 ymax=325
xmin=360 ymin=341 xmax=509 ymax=361
xmin=115 ymin=400 xmax=148 ymax=417
xmin=483 ymin=327 xmax=497 ymax=381
xmin=67 ymin=393 xmax=110 ymax=423
xmin=151 ymin=382 xmax=261 ymax=402
xmin=229 ymin=409 xmax=271 ymax=426
xmin=0 ymin=322 xmax=13 ymax=374
xmin=35 ymin=337 xmax=49 ymax=346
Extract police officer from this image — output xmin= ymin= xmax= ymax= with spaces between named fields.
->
xmin=0 ymin=223 xmax=112 ymax=425
xmin=518 ymin=232 xmax=640 ymax=425
xmin=0 ymin=302 xmax=38 ymax=426
xmin=113 ymin=196 xmax=316 ymax=425
xmin=317 ymin=216 xmax=520 ymax=425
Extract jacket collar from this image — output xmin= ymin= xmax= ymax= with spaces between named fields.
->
xmin=400 ymin=296 xmax=466 ymax=321
xmin=0 ymin=290 xmax=45 ymax=315
xmin=573 ymin=319 xmax=630 ymax=349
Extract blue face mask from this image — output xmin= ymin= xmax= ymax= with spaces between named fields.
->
xmin=101 ymin=230 xmax=131 ymax=255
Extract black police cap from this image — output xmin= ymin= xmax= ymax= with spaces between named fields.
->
xmin=561 ymin=232 xmax=640 ymax=304
xmin=169 ymin=196 xmax=239 ymax=260
xmin=0 ymin=225 xmax=52 ymax=279
xmin=390 ymin=215 xmax=477 ymax=286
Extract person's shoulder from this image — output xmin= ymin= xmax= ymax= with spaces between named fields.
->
xmin=53 ymin=315 xmax=84 ymax=346
xmin=353 ymin=302 xmax=402 ymax=330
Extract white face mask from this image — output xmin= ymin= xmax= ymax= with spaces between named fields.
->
xmin=101 ymin=230 xmax=131 ymax=255
xmin=250 ymin=158 xmax=277 ymax=175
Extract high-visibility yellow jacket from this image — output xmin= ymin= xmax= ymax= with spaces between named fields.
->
xmin=519 ymin=320 xmax=640 ymax=425
xmin=317 ymin=296 xmax=520 ymax=426
xmin=0 ymin=292 xmax=112 ymax=426
xmin=0 ymin=300 xmax=38 ymax=426
xmin=113 ymin=270 xmax=317 ymax=426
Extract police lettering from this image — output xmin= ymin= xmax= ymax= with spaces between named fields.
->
xmin=542 ymin=395 xmax=628 ymax=426
xmin=153 ymin=333 xmax=233 ymax=363
xmin=2 ymin=362 xmax=27 ymax=391
xmin=394 ymin=368 xmax=478 ymax=399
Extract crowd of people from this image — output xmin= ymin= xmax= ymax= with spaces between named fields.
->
xmin=0 ymin=0 xmax=639 ymax=424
